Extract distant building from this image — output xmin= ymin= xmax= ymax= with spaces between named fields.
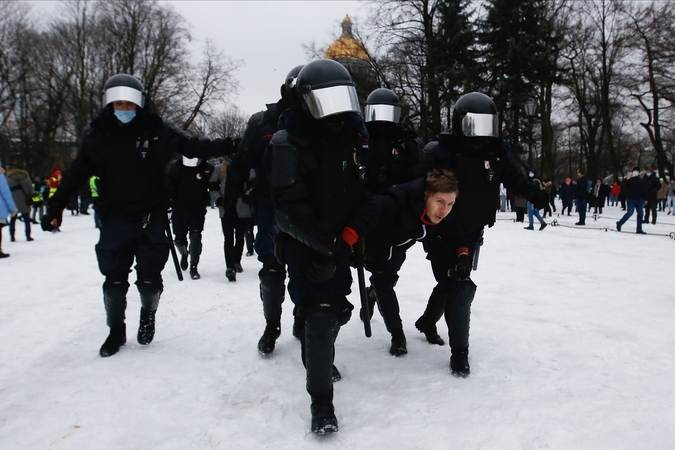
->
xmin=324 ymin=15 xmax=378 ymax=106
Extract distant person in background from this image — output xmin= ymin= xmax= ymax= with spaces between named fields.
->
xmin=616 ymin=168 xmax=646 ymax=235
xmin=79 ymin=181 xmax=92 ymax=215
xmin=0 ymin=165 xmax=18 ymax=258
xmin=573 ymin=170 xmax=589 ymax=225
xmin=30 ymin=177 xmax=45 ymax=224
xmin=609 ymin=181 xmax=620 ymax=206
xmin=524 ymin=174 xmax=547 ymax=231
xmin=643 ymin=167 xmax=660 ymax=225
xmin=666 ymin=179 xmax=675 ymax=215
xmin=513 ymin=194 xmax=527 ymax=222
xmin=593 ymin=179 xmax=607 ymax=214
xmin=499 ymin=183 xmax=507 ymax=212
xmin=544 ymin=180 xmax=556 ymax=217
xmin=656 ymin=178 xmax=667 ymax=212
xmin=558 ymin=177 xmax=573 ymax=216
xmin=6 ymin=168 xmax=34 ymax=242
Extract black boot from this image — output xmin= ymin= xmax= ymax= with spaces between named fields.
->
xmin=226 ymin=267 xmax=236 ymax=282
xmin=359 ymin=286 xmax=377 ymax=322
xmin=310 ymin=390 xmax=338 ymax=434
xmin=100 ymin=325 xmax=126 ymax=357
xmin=415 ymin=316 xmax=445 ymax=346
xmin=389 ymin=330 xmax=408 ymax=356
xmin=189 ymin=265 xmax=200 ymax=280
xmin=292 ymin=312 xmax=304 ymax=340
xmin=450 ymin=346 xmax=470 ymax=377
xmin=137 ymin=307 xmax=156 ymax=345
xmin=257 ymin=324 xmax=281 ymax=355
xmin=175 ymin=241 xmax=188 ymax=271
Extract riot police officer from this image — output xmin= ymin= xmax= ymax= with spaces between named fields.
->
xmin=42 ymin=74 xmax=233 ymax=357
xmin=413 ymin=92 xmax=548 ymax=376
xmin=223 ymin=65 xmax=303 ymax=355
xmin=269 ymin=59 xmax=368 ymax=434
xmin=167 ymin=155 xmax=215 ymax=280
xmin=361 ymin=87 xmax=421 ymax=356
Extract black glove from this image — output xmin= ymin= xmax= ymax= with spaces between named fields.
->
xmin=331 ymin=237 xmax=353 ymax=267
xmin=306 ymin=258 xmax=336 ymax=284
xmin=450 ymin=253 xmax=471 ymax=281
xmin=531 ymin=190 xmax=549 ymax=210
xmin=41 ymin=209 xmax=62 ymax=232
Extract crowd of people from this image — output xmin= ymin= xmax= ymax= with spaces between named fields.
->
xmin=1 ymin=65 xmax=673 ymax=436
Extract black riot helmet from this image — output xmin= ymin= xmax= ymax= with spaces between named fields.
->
xmin=280 ymin=65 xmax=304 ymax=101
xmin=364 ymin=88 xmax=401 ymax=124
xmin=451 ymin=92 xmax=499 ymax=139
xmin=102 ymin=74 xmax=146 ymax=108
xmin=294 ymin=59 xmax=360 ymax=119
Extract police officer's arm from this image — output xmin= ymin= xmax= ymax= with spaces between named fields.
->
xmin=164 ymin=122 xmax=235 ymax=160
xmin=49 ymin=140 xmax=98 ymax=212
xmin=499 ymin=146 xmax=547 ymax=208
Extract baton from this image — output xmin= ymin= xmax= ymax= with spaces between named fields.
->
xmin=355 ymin=240 xmax=372 ymax=338
xmin=165 ymin=211 xmax=183 ymax=281
xmin=472 ymin=229 xmax=485 ymax=271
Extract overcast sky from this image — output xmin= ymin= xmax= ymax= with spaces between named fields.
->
xmin=166 ymin=1 xmax=371 ymax=116
xmin=28 ymin=0 xmax=371 ymax=118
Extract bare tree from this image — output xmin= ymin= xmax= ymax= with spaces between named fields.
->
xmin=176 ymin=40 xmax=242 ymax=132
xmin=622 ymin=1 xmax=675 ymax=181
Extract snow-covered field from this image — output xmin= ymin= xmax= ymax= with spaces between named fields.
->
xmin=1 ymin=205 xmax=673 ymax=449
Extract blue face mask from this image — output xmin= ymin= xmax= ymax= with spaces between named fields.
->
xmin=114 ymin=109 xmax=136 ymax=124
xmin=645 ymin=172 xmax=652 ymax=176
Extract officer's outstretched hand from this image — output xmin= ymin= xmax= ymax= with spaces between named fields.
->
xmin=531 ymin=190 xmax=549 ymax=210
xmin=41 ymin=209 xmax=62 ymax=232
xmin=451 ymin=253 xmax=471 ymax=281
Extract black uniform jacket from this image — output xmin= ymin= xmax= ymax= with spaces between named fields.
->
xmin=224 ymin=99 xmax=288 ymax=207
xmin=51 ymin=109 xmax=232 ymax=217
xmin=167 ymin=159 xmax=215 ymax=207
xmin=270 ymin=106 xmax=368 ymax=258
xmin=365 ymin=123 xmax=420 ymax=194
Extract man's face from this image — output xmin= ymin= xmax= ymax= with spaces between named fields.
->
xmin=112 ymin=100 xmax=137 ymax=111
xmin=565 ymin=178 xmax=571 ymax=184
xmin=425 ymin=191 xmax=457 ymax=225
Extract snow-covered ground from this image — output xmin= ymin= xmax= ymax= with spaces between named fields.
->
xmin=1 ymin=204 xmax=674 ymax=449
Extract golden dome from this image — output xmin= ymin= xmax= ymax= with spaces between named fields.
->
xmin=324 ymin=15 xmax=370 ymax=61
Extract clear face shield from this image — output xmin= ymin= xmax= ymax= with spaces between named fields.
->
xmin=460 ymin=112 xmax=499 ymax=137
xmin=302 ymin=85 xmax=361 ymax=119
xmin=102 ymin=86 xmax=145 ymax=108
xmin=364 ymin=104 xmax=401 ymax=123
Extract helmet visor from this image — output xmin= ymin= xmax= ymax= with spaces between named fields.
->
xmin=461 ymin=112 xmax=499 ymax=137
xmin=182 ymin=156 xmax=200 ymax=167
xmin=303 ymin=85 xmax=360 ymax=119
xmin=364 ymin=104 xmax=401 ymax=123
xmin=103 ymin=86 xmax=145 ymax=108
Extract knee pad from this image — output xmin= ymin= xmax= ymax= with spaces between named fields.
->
xmin=298 ymin=292 xmax=353 ymax=327
xmin=448 ymin=279 xmax=477 ymax=307
xmin=259 ymin=257 xmax=286 ymax=279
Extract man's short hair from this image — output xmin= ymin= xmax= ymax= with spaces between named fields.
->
xmin=425 ymin=169 xmax=459 ymax=196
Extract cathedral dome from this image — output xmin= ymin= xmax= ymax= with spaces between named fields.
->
xmin=324 ymin=15 xmax=370 ymax=61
